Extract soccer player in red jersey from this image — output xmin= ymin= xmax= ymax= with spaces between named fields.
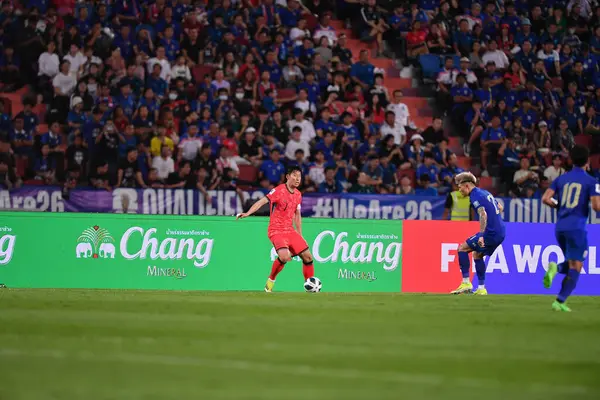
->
xmin=236 ymin=166 xmax=315 ymax=292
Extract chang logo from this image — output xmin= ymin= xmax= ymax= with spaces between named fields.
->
xmin=76 ymin=225 xmax=116 ymax=259
xmin=0 ymin=233 xmax=16 ymax=265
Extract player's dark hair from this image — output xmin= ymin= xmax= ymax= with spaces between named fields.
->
xmin=570 ymin=145 xmax=589 ymax=168
xmin=286 ymin=165 xmax=302 ymax=177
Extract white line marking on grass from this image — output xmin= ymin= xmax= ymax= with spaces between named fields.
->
xmin=0 ymin=348 xmax=590 ymax=396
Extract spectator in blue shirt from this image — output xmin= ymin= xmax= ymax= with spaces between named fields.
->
xmin=260 ymin=51 xmax=282 ymax=85
xmin=160 ymin=26 xmax=180 ymax=62
xmin=14 ymin=99 xmax=39 ymax=134
xmin=146 ymin=64 xmax=168 ymax=99
xmin=500 ymin=3 xmax=521 ymax=34
xmin=34 ymin=144 xmax=57 ymax=184
xmin=416 ymin=151 xmax=440 ymax=188
xmin=498 ymin=78 xmax=519 ymax=110
xmin=450 ymin=73 xmax=473 ymax=122
xmin=481 ymin=115 xmax=507 ymax=174
xmin=515 ymin=18 xmax=538 ymax=47
xmin=259 ymin=148 xmax=285 ymax=185
xmin=514 ymin=98 xmax=538 ymax=134
xmin=521 ymin=80 xmax=544 ymax=112
xmin=318 ymin=167 xmax=344 ymax=193
xmin=114 ymin=25 xmax=134 ymax=61
xmin=0 ymin=101 xmax=11 ymax=135
xmin=10 ymin=116 xmax=34 ymax=158
xmin=339 ymin=112 xmax=361 ymax=144
xmin=115 ymin=83 xmax=136 ymax=119
xmin=453 ymin=19 xmax=474 ymax=56
xmin=350 ymin=50 xmax=375 ymax=88
xmin=560 ymin=96 xmax=584 ymax=135
xmin=278 ymin=0 xmax=303 ymax=28
xmin=515 ymin=40 xmax=538 ymax=74
xmin=415 ymin=174 xmax=439 ymax=196
xmin=314 ymin=131 xmax=336 ymax=162
xmin=298 ymin=71 xmax=320 ymax=105
xmin=314 ymin=108 xmax=337 ymax=138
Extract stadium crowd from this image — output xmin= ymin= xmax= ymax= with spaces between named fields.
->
xmin=0 ymin=0 xmax=599 ymax=199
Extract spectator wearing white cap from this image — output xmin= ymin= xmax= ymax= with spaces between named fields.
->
xmin=452 ymin=58 xmax=478 ymax=87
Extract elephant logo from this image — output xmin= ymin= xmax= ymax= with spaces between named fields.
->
xmin=76 ymin=242 xmax=93 ymax=258
xmin=76 ymin=225 xmax=115 ymax=260
xmin=99 ymin=243 xmax=116 ymax=259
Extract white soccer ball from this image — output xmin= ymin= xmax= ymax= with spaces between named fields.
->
xmin=304 ymin=277 xmax=322 ymax=293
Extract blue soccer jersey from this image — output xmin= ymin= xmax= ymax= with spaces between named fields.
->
xmin=551 ymin=167 xmax=600 ymax=233
xmin=470 ymin=187 xmax=505 ymax=240
xmin=466 ymin=188 xmax=506 ymax=255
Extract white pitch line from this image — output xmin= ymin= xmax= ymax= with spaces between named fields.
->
xmin=0 ymin=348 xmax=591 ymax=396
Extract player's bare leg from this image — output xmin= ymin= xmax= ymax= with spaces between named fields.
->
xmin=266 ymin=248 xmax=292 ymax=292
xmin=297 ymin=249 xmax=315 ymax=280
xmin=451 ymin=242 xmax=474 ymax=294
xmin=472 ymin=251 xmax=488 ymax=295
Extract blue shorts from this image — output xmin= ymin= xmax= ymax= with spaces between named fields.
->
xmin=466 ymin=232 xmax=504 ymax=256
xmin=556 ymin=230 xmax=588 ymax=262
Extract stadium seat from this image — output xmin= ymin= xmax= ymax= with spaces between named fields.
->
xmin=419 ymin=54 xmax=442 ymax=80
xmin=452 ymin=55 xmax=461 ymax=69
xmin=15 ymin=157 xmax=28 ymax=178
xmin=574 ymin=134 xmax=592 ymax=148
xmin=0 ymin=97 xmax=11 ymax=115
xmin=397 ymin=168 xmax=416 ymax=186
xmin=456 ymin=156 xmax=471 ymax=170
xmin=551 ymin=77 xmax=564 ymax=90
xmin=591 ymin=154 xmax=600 ymax=169
xmin=478 ymin=176 xmax=494 ymax=191
xmin=192 ymin=65 xmax=216 ymax=83
xmin=238 ymin=165 xmax=258 ymax=185
xmin=277 ymin=88 xmax=297 ymax=102
xmin=37 ymin=124 xmax=48 ymax=134
xmin=448 ymin=137 xmax=464 ymax=155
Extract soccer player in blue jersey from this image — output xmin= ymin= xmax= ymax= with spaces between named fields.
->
xmin=451 ymin=172 xmax=506 ymax=295
xmin=542 ymin=145 xmax=600 ymax=312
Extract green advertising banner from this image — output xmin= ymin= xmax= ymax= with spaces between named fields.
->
xmin=0 ymin=212 xmax=402 ymax=292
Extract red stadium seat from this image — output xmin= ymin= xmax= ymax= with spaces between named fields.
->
xmin=478 ymin=176 xmax=494 ymax=191
xmin=456 ymin=156 xmax=471 ymax=170
xmin=574 ymin=135 xmax=592 ymax=148
xmin=397 ymin=168 xmax=416 ymax=186
xmin=15 ymin=157 xmax=28 ymax=178
xmin=192 ymin=65 xmax=216 ymax=83
xmin=277 ymin=88 xmax=297 ymax=103
xmin=551 ymin=77 xmax=564 ymax=90
xmin=238 ymin=165 xmax=258 ymax=184
xmin=591 ymin=154 xmax=600 ymax=170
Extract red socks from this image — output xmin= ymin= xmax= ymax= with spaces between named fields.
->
xmin=302 ymin=261 xmax=314 ymax=280
xmin=269 ymin=258 xmax=314 ymax=281
xmin=269 ymin=258 xmax=285 ymax=281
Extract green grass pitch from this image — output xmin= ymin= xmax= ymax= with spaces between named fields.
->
xmin=1 ymin=290 xmax=600 ymax=400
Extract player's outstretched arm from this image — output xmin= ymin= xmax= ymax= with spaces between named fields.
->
xmin=237 ymin=197 xmax=269 ymax=219
xmin=542 ymin=188 xmax=558 ymax=208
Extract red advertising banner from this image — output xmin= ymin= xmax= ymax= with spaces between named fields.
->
xmin=402 ymin=220 xmax=479 ymax=293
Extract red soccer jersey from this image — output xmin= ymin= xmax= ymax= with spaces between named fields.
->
xmin=266 ymin=184 xmax=302 ymax=236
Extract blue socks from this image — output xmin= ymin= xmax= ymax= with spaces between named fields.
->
xmin=557 ymin=262 xmax=568 ymax=274
xmin=474 ymin=259 xmax=486 ymax=286
xmin=458 ymin=252 xmax=470 ymax=278
xmin=557 ymin=269 xmax=580 ymax=303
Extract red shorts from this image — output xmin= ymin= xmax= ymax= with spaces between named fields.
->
xmin=269 ymin=231 xmax=309 ymax=256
